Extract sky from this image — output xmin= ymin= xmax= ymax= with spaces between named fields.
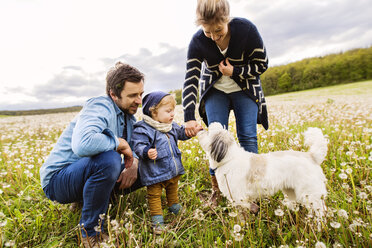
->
xmin=0 ymin=0 xmax=371 ymax=111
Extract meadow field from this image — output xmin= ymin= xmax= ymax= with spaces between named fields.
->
xmin=0 ymin=81 xmax=371 ymax=247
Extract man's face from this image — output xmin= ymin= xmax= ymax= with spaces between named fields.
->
xmin=110 ymin=81 xmax=144 ymax=115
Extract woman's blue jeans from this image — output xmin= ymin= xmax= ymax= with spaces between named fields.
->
xmin=43 ymin=150 xmax=142 ymax=237
xmin=205 ymin=88 xmax=258 ymax=176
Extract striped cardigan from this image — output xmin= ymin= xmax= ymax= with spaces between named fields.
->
xmin=182 ymin=17 xmax=269 ymax=130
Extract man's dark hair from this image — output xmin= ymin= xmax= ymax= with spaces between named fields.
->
xmin=106 ymin=62 xmax=144 ymax=98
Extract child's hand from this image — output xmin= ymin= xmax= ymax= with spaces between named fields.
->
xmin=148 ymin=148 xmax=158 ymax=160
xmin=188 ymin=124 xmax=204 ymax=137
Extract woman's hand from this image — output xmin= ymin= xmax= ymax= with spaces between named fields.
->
xmin=185 ymin=120 xmax=199 ymax=137
xmin=219 ymin=59 xmax=233 ymax=76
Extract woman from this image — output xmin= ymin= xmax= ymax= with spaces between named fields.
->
xmin=182 ymin=0 xmax=269 ymax=209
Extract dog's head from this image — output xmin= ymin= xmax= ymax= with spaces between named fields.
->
xmin=197 ymin=122 xmax=235 ymax=168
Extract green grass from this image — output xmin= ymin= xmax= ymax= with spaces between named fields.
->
xmin=0 ymin=81 xmax=371 ymax=247
xmin=268 ymin=80 xmax=372 ymax=101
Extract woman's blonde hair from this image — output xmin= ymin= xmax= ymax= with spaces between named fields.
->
xmin=149 ymin=95 xmax=176 ymax=116
xmin=195 ymin=0 xmax=230 ymax=26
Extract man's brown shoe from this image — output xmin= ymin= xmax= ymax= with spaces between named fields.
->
xmin=81 ymin=233 xmax=109 ymax=248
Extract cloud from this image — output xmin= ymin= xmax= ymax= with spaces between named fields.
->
xmin=102 ymin=44 xmax=187 ymax=92
xmin=238 ymin=0 xmax=372 ymax=64
xmin=0 ymin=44 xmax=187 ymax=110
xmin=32 ymin=68 xmax=105 ymax=100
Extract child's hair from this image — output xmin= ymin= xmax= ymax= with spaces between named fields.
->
xmin=195 ymin=0 xmax=230 ymax=26
xmin=149 ymin=95 xmax=176 ymax=116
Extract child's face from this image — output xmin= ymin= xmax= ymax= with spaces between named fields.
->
xmin=152 ymin=103 xmax=175 ymax=124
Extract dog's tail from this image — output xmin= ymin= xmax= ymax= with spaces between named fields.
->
xmin=304 ymin=127 xmax=328 ymax=165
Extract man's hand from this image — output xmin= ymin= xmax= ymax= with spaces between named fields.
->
xmin=219 ymin=59 xmax=233 ymax=76
xmin=117 ymin=138 xmax=133 ymax=168
xmin=116 ymin=158 xmax=138 ymax=189
xmin=148 ymin=148 xmax=157 ymax=160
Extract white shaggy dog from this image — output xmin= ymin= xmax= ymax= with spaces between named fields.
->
xmin=198 ymin=122 xmax=328 ymax=217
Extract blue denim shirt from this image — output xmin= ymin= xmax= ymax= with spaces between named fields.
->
xmin=39 ymin=95 xmax=137 ymax=189
xmin=131 ymin=121 xmax=190 ymax=186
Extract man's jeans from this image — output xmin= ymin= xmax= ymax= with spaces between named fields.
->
xmin=205 ymin=88 xmax=258 ymax=176
xmin=43 ymin=150 xmax=142 ymax=237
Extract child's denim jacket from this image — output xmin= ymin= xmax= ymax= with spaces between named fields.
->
xmin=131 ymin=121 xmax=190 ymax=186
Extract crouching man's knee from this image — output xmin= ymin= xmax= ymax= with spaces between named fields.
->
xmin=91 ymin=150 xmax=122 ymax=182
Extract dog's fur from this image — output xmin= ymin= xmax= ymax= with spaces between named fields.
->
xmin=198 ymin=122 xmax=328 ymax=217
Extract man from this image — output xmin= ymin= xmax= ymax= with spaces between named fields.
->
xmin=39 ymin=62 xmax=144 ymax=246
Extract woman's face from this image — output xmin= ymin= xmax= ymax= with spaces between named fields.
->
xmin=202 ymin=22 xmax=229 ymax=43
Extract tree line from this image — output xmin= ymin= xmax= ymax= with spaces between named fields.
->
xmin=260 ymin=46 xmax=372 ymax=95
xmin=0 ymin=106 xmax=82 ymax=116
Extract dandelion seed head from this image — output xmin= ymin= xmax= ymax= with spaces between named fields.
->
xmin=27 ymin=164 xmax=34 ymax=169
xmin=126 ymin=209 xmax=134 ymax=216
xmin=330 ymin=221 xmax=341 ymax=229
xmin=3 ymin=184 xmax=10 ymax=189
xmin=315 ymin=241 xmax=326 ymax=248
xmin=94 ymin=225 xmax=101 ymax=232
xmin=228 ymin=212 xmax=238 ymax=218
xmin=156 ymin=237 xmax=164 ymax=244
xmin=125 ymin=222 xmax=132 ymax=231
xmin=332 ymin=242 xmax=343 ymax=248
xmin=232 ymin=232 xmax=243 ymax=241
xmin=338 ymin=173 xmax=347 ymax=180
xmin=365 ymin=185 xmax=372 ymax=192
xmin=5 ymin=240 xmax=15 ymax=247
xmin=342 ymin=183 xmax=350 ymax=189
xmin=0 ymin=220 xmax=7 ymax=227
xmin=358 ymin=192 xmax=368 ymax=200
xmin=337 ymin=209 xmax=348 ymax=219
xmin=233 ymin=224 xmax=241 ymax=233
xmin=193 ymin=209 xmax=205 ymax=220
xmin=274 ymin=209 xmax=284 ymax=217
xmin=110 ymin=219 xmax=120 ymax=231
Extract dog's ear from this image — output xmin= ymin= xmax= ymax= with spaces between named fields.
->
xmin=210 ymin=133 xmax=229 ymax=163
